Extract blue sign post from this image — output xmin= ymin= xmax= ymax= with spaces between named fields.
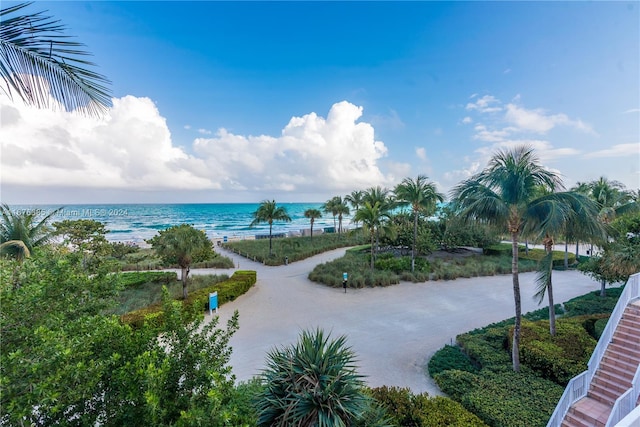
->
xmin=342 ymin=272 xmax=348 ymax=293
xmin=209 ymin=291 xmax=219 ymax=315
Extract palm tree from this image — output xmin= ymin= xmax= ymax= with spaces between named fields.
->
xmin=394 ymin=175 xmax=444 ymax=272
xmin=0 ymin=204 xmax=61 ymax=258
xmin=303 ymin=208 xmax=322 ymax=240
xmin=146 ymin=224 xmax=213 ymax=299
xmin=322 ymin=196 xmax=340 ymax=233
xmin=532 ymin=191 xmax=604 ymax=335
xmin=256 ymin=329 xmax=368 ymax=426
xmin=451 ymin=145 xmax=568 ymax=371
xmin=250 ymin=200 xmax=292 ymax=257
xmin=1 ymin=2 xmax=111 ymax=116
xmin=362 ymin=187 xmax=395 ymax=253
xmin=335 ymin=197 xmax=350 ymax=235
xmin=353 ymin=201 xmax=392 ymax=270
xmin=589 ymin=177 xmax=638 ymax=224
xmin=345 ymin=190 xmax=365 ymax=228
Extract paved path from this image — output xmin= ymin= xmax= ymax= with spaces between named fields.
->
xmin=205 ymin=246 xmax=605 ymax=395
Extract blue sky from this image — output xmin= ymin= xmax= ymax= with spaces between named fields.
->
xmin=1 ymin=1 xmax=638 ymax=204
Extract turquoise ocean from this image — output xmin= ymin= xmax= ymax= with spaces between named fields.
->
xmin=10 ymin=203 xmax=349 ymax=245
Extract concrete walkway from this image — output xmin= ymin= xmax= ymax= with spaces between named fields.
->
xmin=204 ymin=246 xmax=605 ymax=395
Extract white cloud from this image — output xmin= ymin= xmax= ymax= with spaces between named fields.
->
xmin=197 ymin=128 xmax=212 ymax=135
xmin=1 ymin=95 xmax=392 ymax=197
xmin=623 ymin=108 xmax=640 ymax=114
xmin=184 ymin=124 xmax=191 ymax=130
xmin=461 ymin=116 xmax=473 ymax=124
xmin=416 ymin=147 xmax=427 ymax=161
xmin=465 ymin=95 xmax=502 ymax=113
xmin=193 ymin=101 xmax=390 ymax=193
xmin=504 ymin=103 xmax=594 ymax=134
xmin=584 ymin=143 xmax=640 ymax=159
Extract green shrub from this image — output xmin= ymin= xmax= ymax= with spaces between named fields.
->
xmin=117 ymin=271 xmax=177 ymax=288
xmin=563 ymin=287 xmax=624 ymax=316
xmin=457 ymin=327 xmax=512 ymax=371
xmin=435 ymin=370 xmax=563 ymax=427
xmin=121 ymin=270 xmax=257 ymax=328
xmin=369 ymin=386 xmax=488 ymax=427
xmin=427 ymin=345 xmax=477 ymax=376
xmin=519 ymin=319 xmax=596 ymax=385
xmin=594 ymin=317 xmax=609 ymax=339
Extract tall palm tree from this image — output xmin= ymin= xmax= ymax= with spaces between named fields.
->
xmin=353 ymin=201 xmax=392 ymax=270
xmin=394 ymin=175 xmax=444 ymax=272
xmin=303 ymin=208 xmax=322 ymax=240
xmin=345 ymin=190 xmax=365 ymax=228
xmin=250 ymin=200 xmax=292 ymax=257
xmin=1 ymin=2 xmax=111 ymax=116
xmin=322 ymin=197 xmax=340 ymax=232
xmin=0 ymin=204 xmax=61 ymax=258
xmin=362 ymin=187 xmax=395 ymax=253
xmin=532 ymin=191 xmax=604 ymax=335
xmin=589 ymin=176 xmax=638 ymax=224
xmin=451 ymin=145 xmax=567 ymax=371
xmin=335 ymin=197 xmax=350 ymax=235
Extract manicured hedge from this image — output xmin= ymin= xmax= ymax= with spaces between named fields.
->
xmin=434 ymin=370 xmax=563 ymax=427
xmin=519 ymin=319 xmax=597 ymax=385
xmin=563 ymin=286 xmax=624 ymax=316
xmin=427 ymin=345 xmax=478 ymax=377
xmin=482 ymin=244 xmax=576 ymax=267
xmin=118 ymin=271 xmax=178 ymax=288
xmin=120 ymin=270 xmax=257 ymax=328
xmin=369 ymin=386 xmax=489 ymax=427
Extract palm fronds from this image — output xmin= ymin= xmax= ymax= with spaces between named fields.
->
xmin=1 ymin=2 xmax=111 ymax=116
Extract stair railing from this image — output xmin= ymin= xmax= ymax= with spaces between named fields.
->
xmin=546 ymin=272 xmax=640 ymax=427
xmin=605 ymin=363 xmax=640 ymax=427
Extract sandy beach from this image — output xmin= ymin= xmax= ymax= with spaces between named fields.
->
xmin=196 ymin=246 xmax=606 ymax=395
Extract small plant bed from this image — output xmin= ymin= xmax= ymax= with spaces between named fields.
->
xmin=429 ymin=285 xmax=625 ymax=427
xmin=484 ymin=243 xmax=576 ymax=268
xmin=111 ymin=271 xmax=229 ymax=315
xmin=308 ymin=248 xmax=539 ymax=287
xmin=222 ymin=232 xmax=368 ymax=266
xmin=120 ymin=270 xmax=257 ymax=328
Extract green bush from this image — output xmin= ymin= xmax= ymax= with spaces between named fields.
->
xmin=435 ymin=370 xmax=563 ymax=427
xmin=563 ymin=286 xmax=624 ymax=316
xmin=369 ymin=386 xmax=488 ymax=427
xmin=117 ymin=271 xmax=177 ymax=288
xmin=427 ymin=345 xmax=477 ymax=376
xmin=121 ymin=270 xmax=257 ymax=328
xmin=519 ymin=319 xmax=597 ymax=385
xmin=594 ymin=317 xmax=609 ymax=339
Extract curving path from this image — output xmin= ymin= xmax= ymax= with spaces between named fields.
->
xmin=205 ymin=246 xmax=604 ymax=395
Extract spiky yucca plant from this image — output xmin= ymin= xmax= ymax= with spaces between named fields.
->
xmin=256 ymin=329 xmax=369 ymax=427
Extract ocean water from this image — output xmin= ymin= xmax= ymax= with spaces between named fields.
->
xmin=9 ymin=203 xmax=350 ymax=244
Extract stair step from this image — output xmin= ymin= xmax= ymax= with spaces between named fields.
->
xmin=592 ymin=375 xmax=630 ymax=394
xmin=568 ymin=397 xmax=612 ymax=426
xmin=613 ymin=328 xmax=640 ymax=343
xmin=617 ymin=322 xmax=640 ymax=336
xmin=590 ymin=382 xmax=621 ymax=403
xmin=588 ymin=387 xmax=616 ymax=406
xmin=599 ymin=357 xmax=637 ymax=381
xmin=606 ymin=343 xmax=640 ymax=364
xmin=562 ymin=411 xmax=592 ymax=427
xmin=597 ymin=367 xmax=634 ymax=387
xmin=609 ymin=339 xmax=640 ymax=356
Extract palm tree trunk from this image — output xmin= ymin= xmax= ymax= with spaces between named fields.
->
xmin=545 ymin=236 xmax=556 ymax=336
xmin=269 ymin=223 xmax=273 ymax=256
xmin=310 ymin=220 xmax=314 ymax=240
xmin=564 ymin=240 xmax=569 ymax=269
xmin=412 ymin=210 xmax=418 ymax=273
xmin=181 ymin=266 xmax=189 ymax=299
xmin=370 ymin=230 xmax=375 ymax=270
xmin=575 ymin=241 xmax=579 ymax=258
xmin=511 ymin=232 xmax=521 ymax=372
xmin=600 ymin=279 xmax=606 ymax=297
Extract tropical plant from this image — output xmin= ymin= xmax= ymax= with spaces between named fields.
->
xmin=532 ymin=189 xmax=604 ymax=335
xmin=353 ymin=201 xmax=393 ymax=270
xmin=0 ymin=204 xmax=61 ymax=259
xmin=451 ymin=145 xmax=573 ymax=370
xmin=394 ymin=175 xmax=444 ymax=272
xmin=322 ymin=196 xmax=340 ymax=232
xmin=0 ymin=2 xmax=111 ymax=116
xmin=303 ymin=208 xmax=322 ymax=240
xmin=146 ymin=224 xmax=214 ymax=299
xmin=345 ymin=190 xmax=365 ymax=228
xmin=256 ymin=328 xmax=369 ymax=427
xmin=250 ymin=200 xmax=292 ymax=256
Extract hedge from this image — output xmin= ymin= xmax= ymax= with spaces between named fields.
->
xmin=120 ymin=270 xmax=257 ymax=328
xmin=369 ymin=386 xmax=489 ymax=427
xmin=482 ymin=244 xmax=576 ymax=267
xmin=434 ymin=370 xmax=563 ymax=427
xmin=427 ymin=345 xmax=478 ymax=377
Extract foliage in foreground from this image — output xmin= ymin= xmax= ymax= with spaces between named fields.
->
xmin=255 ymin=329 xmax=375 ymax=426
xmin=1 ymin=250 xmax=247 ymax=426
xmin=370 ymin=386 xmax=489 ymax=427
